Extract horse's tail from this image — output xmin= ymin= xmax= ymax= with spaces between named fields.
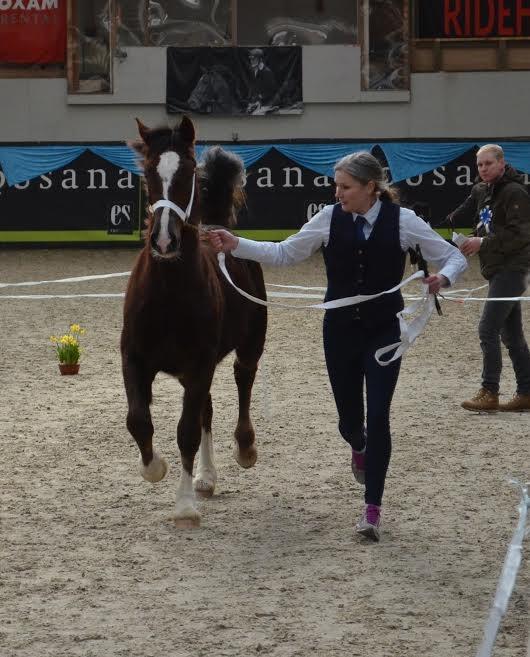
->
xmin=198 ymin=146 xmax=246 ymax=228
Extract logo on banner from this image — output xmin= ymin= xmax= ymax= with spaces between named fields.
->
xmin=108 ymin=204 xmax=133 ymax=234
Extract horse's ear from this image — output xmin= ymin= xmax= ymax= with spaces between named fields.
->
xmin=179 ymin=115 xmax=195 ymax=144
xmin=135 ymin=118 xmax=150 ymax=143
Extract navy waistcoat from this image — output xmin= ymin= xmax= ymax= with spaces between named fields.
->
xmin=322 ymin=201 xmax=406 ymax=329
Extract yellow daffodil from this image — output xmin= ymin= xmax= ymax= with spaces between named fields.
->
xmin=51 ymin=323 xmax=86 ymax=364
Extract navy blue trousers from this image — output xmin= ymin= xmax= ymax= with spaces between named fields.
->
xmin=323 ymin=313 xmax=401 ymax=506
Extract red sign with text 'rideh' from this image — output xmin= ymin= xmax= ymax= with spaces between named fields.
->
xmin=0 ymin=0 xmax=66 ymax=64
xmin=418 ymin=0 xmax=530 ymax=38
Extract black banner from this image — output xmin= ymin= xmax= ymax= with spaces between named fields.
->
xmin=3 ymin=144 xmax=530 ymax=240
xmin=166 ymin=46 xmax=303 ymax=115
xmin=0 ymin=150 xmax=141 ymax=235
xmin=238 ymin=146 xmax=530 ymax=231
xmin=418 ymin=0 xmax=530 ymax=38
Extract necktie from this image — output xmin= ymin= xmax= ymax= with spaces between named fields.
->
xmin=355 ymin=215 xmax=366 ymax=242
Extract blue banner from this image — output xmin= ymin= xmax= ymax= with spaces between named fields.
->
xmin=2 ymin=141 xmax=530 ymax=187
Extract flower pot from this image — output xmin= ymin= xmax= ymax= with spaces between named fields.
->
xmin=59 ymin=363 xmax=80 ymax=375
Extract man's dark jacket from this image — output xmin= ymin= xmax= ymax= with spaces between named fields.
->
xmin=450 ymin=164 xmax=530 ymax=279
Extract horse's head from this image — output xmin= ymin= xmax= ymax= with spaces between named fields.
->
xmin=188 ymin=66 xmax=242 ymax=114
xmin=132 ymin=116 xmax=198 ymax=260
xmin=188 ymin=69 xmax=212 ymax=112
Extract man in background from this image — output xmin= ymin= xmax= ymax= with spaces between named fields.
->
xmin=452 ymin=144 xmax=530 ymax=412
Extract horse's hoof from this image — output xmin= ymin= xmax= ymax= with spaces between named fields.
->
xmin=139 ymin=452 xmax=168 ymax=483
xmin=194 ymin=479 xmax=215 ymax=498
xmin=195 ymin=488 xmax=214 ymax=499
xmin=233 ymin=444 xmax=257 ymax=469
xmin=171 ymin=515 xmax=201 ymax=529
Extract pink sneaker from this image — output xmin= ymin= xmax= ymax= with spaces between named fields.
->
xmin=351 ymin=448 xmax=366 ymax=484
xmin=356 ymin=504 xmax=381 ymax=542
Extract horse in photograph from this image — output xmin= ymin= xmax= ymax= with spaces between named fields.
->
xmin=122 ymin=116 xmax=267 ymax=527
xmin=187 ymin=65 xmax=245 ymax=114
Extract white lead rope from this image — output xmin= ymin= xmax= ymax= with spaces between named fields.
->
xmin=217 ymin=252 xmax=427 ymax=311
xmin=374 ymin=293 xmax=436 ymax=365
xmin=217 ymin=252 xmax=433 ymax=365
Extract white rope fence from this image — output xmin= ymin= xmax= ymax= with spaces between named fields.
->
xmin=476 ymin=481 xmax=530 ymax=657
xmin=0 ymin=269 xmax=528 ymax=303
xmin=0 ymin=271 xmax=131 ymax=288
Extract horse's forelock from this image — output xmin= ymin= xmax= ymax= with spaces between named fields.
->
xmin=127 ymin=138 xmax=145 ymax=155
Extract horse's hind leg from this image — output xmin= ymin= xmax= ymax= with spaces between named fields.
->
xmin=233 ymin=356 xmax=259 ymax=469
xmin=193 ymin=393 xmax=218 ymax=498
xmin=123 ymin=358 xmax=168 ymax=483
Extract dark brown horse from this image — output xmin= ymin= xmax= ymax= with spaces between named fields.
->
xmin=121 ymin=116 xmax=267 ymax=527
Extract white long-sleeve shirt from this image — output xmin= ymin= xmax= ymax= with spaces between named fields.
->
xmin=233 ymin=200 xmax=467 ymax=286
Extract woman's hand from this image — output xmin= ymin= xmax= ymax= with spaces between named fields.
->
xmin=424 ymin=274 xmax=448 ymax=295
xmin=206 ymin=229 xmax=239 ymax=253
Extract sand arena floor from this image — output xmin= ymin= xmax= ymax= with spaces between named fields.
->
xmin=0 ymin=248 xmax=528 ymax=657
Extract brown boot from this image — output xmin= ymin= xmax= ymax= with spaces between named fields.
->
xmin=461 ymin=388 xmax=499 ymax=412
xmin=498 ymin=393 xmax=530 ymax=412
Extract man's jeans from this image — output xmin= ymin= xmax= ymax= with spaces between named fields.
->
xmin=479 ymin=269 xmax=530 ymax=394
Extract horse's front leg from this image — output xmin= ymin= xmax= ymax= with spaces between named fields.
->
xmin=193 ymin=393 xmax=217 ymax=498
xmin=174 ymin=379 xmax=212 ymax=527
xmin=123 ymin=357 xmax=168 ymax=483
xmin=233 ymin=356 xmax=258 ymax=468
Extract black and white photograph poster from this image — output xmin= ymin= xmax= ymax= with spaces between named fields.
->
xmin=362 ymin=0 xmax=409 ymax=91
xmin=166 ymin=46 xmax=303 ymax=115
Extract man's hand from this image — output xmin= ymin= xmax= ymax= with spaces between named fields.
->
xmin=206 ymin=229 xmax=239 ymax=253
xmin=424 ymin=274 xmax=449 ymax=295
xmin=460 ymin=237 xmax=482 ymax=257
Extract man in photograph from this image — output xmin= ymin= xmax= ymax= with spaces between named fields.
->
xmin=247 ymin=48 xmax=277 ymax=113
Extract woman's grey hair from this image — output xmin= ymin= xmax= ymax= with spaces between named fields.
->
xmin=334 ymin=151 xmax=399 ymax=203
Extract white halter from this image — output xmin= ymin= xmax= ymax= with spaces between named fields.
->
xmin=151 ymin=174 xmax=196 ymax=222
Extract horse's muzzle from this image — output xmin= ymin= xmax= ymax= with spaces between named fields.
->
xmin=150 ymin=215 xmax=182 ymax=259
xmin=150 ymin=236 xmax=181 ymax=260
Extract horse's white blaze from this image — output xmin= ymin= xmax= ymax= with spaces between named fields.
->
xmin=194 ymin=430 xmax=217 ymax=493
xmin=157 ymin=152 xmax=180 ymax=198
xmin=175 ymin=468 xmax=200 ymax=521
xmin=156 ymin=152 xmax=181 ymax=253
xmin=157 ymin=208 xmax=172 ymax=253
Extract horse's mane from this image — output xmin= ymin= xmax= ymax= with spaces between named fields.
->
xmin=198 ymin=146 xmax=246 ymax=228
